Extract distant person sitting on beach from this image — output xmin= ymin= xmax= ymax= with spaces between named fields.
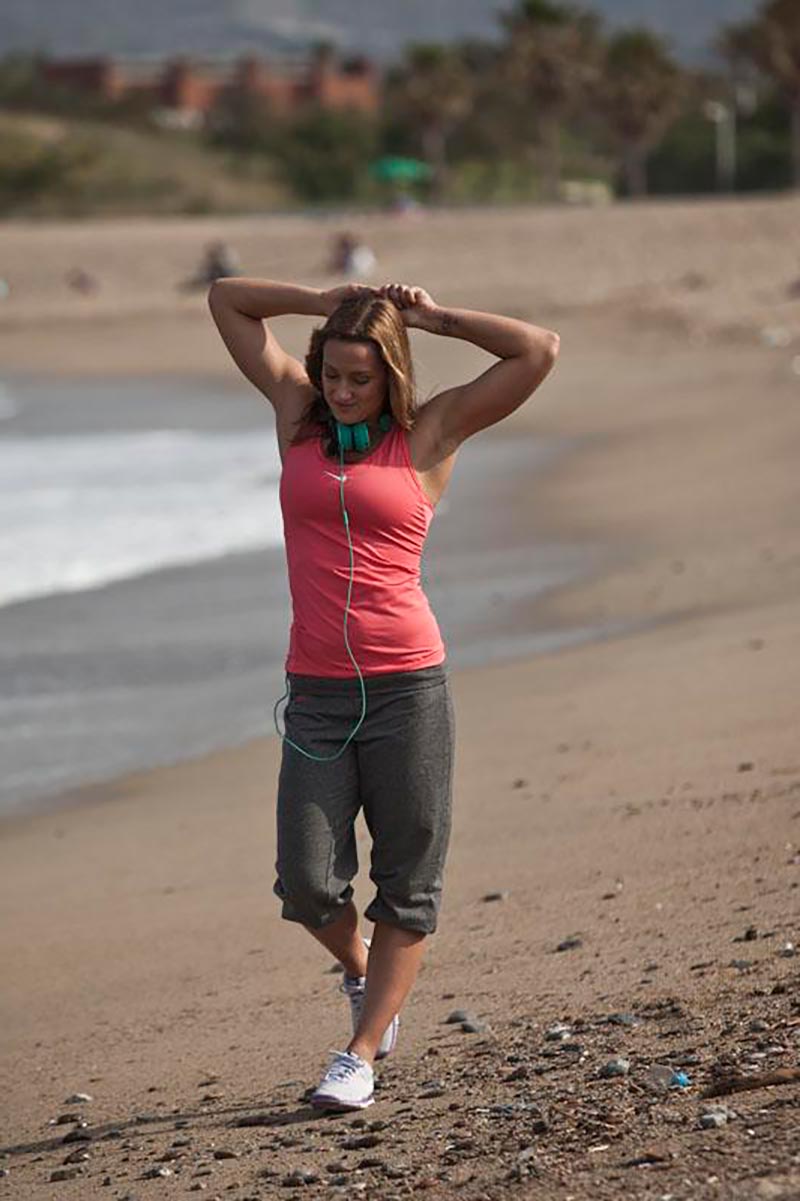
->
xmin=328 ymin=231 xmax=376 ymax=278
xmin=207 ymin=275 xmax=559 ymax=1111
xmin=180 ymin=240 xmax=242 ymax=291
xmin=65 ymin=267 xmax=99 ymax=296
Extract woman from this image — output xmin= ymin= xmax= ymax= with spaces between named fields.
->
xmin=208 ymin=276 xmax=559 ymax=1110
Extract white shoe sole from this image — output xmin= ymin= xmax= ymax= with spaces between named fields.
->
xmin=310 ymin=1090 xmax=375 ymax=1111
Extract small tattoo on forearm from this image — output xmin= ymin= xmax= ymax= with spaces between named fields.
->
xmin=437 ymin=311 xmax=458 ymax=336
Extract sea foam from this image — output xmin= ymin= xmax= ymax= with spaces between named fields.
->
xmin=1 ymin=427 xmax=284 ymax=607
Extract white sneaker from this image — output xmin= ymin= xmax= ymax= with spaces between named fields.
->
xmin=310 ymin=1050 xmax=374 ymax=1111
xmin=340 ymin=937 xmax=400 ymax=1060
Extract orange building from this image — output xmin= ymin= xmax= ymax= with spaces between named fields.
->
xmin=40 ymin=48 xmax=380 ymax=119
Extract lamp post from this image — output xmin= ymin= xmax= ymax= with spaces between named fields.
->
xmin=703 ymin=80 xmax=758 ymax=194
xmin=703 ymin=99 xmax=736 ymax=192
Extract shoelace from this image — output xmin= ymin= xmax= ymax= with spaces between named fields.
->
xmin=325 ymin=1052 xmax=366 ymax=1083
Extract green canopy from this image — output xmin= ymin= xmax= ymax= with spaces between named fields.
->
xmin=369 ymin=156 xmax=432 ymax=182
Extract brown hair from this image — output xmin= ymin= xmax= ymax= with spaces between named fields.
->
xmin=292 ymin=293 xmax=417 ymax=448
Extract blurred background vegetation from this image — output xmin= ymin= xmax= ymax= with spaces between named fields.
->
xmin=0 ymin=0 xmax=796 ymax=216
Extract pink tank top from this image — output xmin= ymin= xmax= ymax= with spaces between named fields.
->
xmin=279 ymin=424 xmax=446 ymax=677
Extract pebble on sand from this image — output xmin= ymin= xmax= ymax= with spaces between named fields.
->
xmin=50 ymin=1167 xmax=83 ymax=1182
xmin=342 ymin=1133 xmax=382 ymax=1150
xmin=445 ymin=1009 xmax=474 ymax=1024
xmin=419 ymin=1084 xmax=448 ymax=1098
xmin=643 ymin=1064 xmax=685 ymax=1093
xmin=62 ymin=1127 xmax=92 ymax=1144
xmin=63 ymin=1149 xmax=91 ymax=1164
xmin=282 ymin=1169 xmax=320 ymax=1185
xmin=545 ymin=1022 xmax=572 ymax=1042
xmin=699 ymin=1106 xmax=731 ymax=1129
xmin=599 ymin=1057 xmax=631 ymax=1079
xmin=605 ymin=1012 xmax=641 ymax=1028
xmin=734 ymin=925 xmax=759 ymax=942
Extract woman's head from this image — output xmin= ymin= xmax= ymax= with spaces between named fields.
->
xmin=298 ymin=293 xmax=417 ymax=441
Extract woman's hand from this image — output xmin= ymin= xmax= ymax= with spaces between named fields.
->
xmin=377 ymin=283 xmax=438 ymax=329
xmin=319 ymin=282 xmax=377 ymax=316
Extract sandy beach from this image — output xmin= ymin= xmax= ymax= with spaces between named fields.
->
xmin=1 ymin=198 xmax=799 ymax=1199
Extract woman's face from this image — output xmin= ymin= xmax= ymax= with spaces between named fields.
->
xmin=322 ymin=339 xmax=388 ymax=426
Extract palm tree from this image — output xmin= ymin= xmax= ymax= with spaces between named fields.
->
xmin=499 ymin=0 xmax=601 ymax=202
xmin=720 ymin=0 xmax=800 ymax=188
xmin=595 ymin=30 xmax=685 ymax=197
xmin=384 ymin=43 xmax=475 ymax=198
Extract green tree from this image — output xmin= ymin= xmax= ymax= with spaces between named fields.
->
xmin=721 ymin=0 xmax=800 ymax=188
xmin=384 ymin=43 xmax=475 ymax=197
xmin=499 ymin=0 xmax=601 ymax=202
xmin=450 ymin=39 xmax=523 ymax=160
xmin=594 ymin=29 xmax=685 ymax=196
xmin=266 ymin=106 xmax=378 ymax=203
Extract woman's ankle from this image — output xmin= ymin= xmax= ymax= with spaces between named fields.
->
xmin=346 ymin=1039 xmax=376 ymax=1067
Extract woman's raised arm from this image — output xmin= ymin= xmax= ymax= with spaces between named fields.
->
xmin=207 ymin=278 xmax=327 ymax=414
xmin=379 ymin=283 xmax=559 ymax=451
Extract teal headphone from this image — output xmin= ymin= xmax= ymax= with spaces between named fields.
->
xmin=330 ymin=411 xmax=392 ymax=453
xmin=272 ymin=410 xmax=394 ymax=761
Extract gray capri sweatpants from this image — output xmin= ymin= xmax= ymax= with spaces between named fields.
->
xmin=273 ymin=662 xmax=455 ymax=935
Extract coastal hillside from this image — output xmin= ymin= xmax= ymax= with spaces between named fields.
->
xmin=0 ymin=110 xmax=287 ymax=217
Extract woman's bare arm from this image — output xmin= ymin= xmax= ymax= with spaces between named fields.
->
xmin=379 ymin=283 xmax=559 ymax=450
xmin=207 ymin=278 xmax=328 ymax=414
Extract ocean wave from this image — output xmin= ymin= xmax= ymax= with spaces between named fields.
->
xmin=2 ymin=428 xmax=283 ymax=607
